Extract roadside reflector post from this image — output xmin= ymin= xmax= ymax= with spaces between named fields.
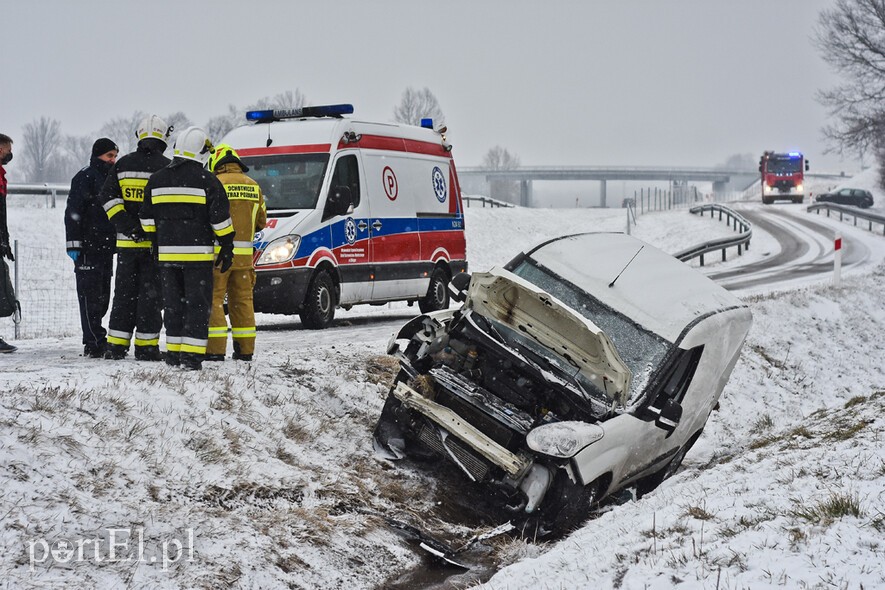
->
xmin=834 ymin=232 xmax=842 ymax=288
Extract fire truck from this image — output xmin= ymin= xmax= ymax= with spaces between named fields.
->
xmin=759 ymin=151 xmax=809 ymax=204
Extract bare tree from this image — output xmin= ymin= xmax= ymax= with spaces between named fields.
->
xmin=393 ymin=87 xmax=445 ymax=127
xmin=814 ymin=0 xmax=885 ymax=162
xmin=99 ymin=111 xmax=145 ymax=155
xmin=482 ymin=146 xmax=521 ymax=203
xmin=204 ymin=90 xmax=308 ymax=143
xmin=20 ymin=117 xmax=63 ymax=182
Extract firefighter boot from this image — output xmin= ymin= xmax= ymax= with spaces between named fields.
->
xmin=103 ymin=344 xmax=128 ymax=360
xmin=205 ymin=354 xmax=225 ymax=362
xmin=232 ymin=341 xmax=252 ymax=362
xmin=135 ymin=346 xmax=163 ymax=362
xmin=165 ymin=351 xmax=181 ymax=368
xmin=180 ymin=352 xmax=202 ymax=371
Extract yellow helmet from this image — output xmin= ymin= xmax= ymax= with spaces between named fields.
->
xmin=208 ymin=143 xmax=248 ymax=173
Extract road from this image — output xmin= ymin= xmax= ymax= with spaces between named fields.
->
xmin=703 ymin=202 xmax=883 ymax=293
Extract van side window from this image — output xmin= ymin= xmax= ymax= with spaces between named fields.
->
xmin=648 ymin=345 xmax=703 ymax=410
xmin=331 ymin=154 xmax=360 ymax=208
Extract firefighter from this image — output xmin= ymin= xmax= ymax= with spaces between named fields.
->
xmin=99 ymin=115 xmax=171 ymax=361
xmin=140 ymin=127 xmax=234 ymax=371
xmin=205 ymin=144 xmax=266 ymax=361
xmin=65 ymin=137 xmax=119 ymax=358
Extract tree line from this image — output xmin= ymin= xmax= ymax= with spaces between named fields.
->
xmin=11 ymin=87 xmax=520 ymax=198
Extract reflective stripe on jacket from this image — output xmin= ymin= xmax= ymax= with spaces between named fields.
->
xmin=140 ymin=159 xmax=234 ymax=265
xmin=214 ymin=163 xmax=267 ymax=269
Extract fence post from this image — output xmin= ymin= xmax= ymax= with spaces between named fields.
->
xmin=13 ymin=240 xmax=19 ymax=340
xmin=834 ymin=232 xmax=842 ymax=288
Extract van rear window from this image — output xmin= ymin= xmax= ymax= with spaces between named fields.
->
xmin=241 ymin=154 xmax=330 ymax=210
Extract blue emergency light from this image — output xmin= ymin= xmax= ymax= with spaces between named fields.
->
xmin=788 ymin=152 xmax=801 ymax=157
xmin=421 ymin=118 xmax=434 ymax=129
xmin=246 ymin=104 xmax=354 ymax=122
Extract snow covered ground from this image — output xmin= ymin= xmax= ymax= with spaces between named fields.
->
xmin=0 ymin=180 xmax=883 ymax=589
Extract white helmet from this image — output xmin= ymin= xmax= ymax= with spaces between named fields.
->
xmin=173 ymin=126 xmax=213 ymax=165
xmin=135 ymin=114 xmax=171 ymax=145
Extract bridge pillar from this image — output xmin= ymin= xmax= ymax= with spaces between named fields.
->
xmin=712 ymin=180 xmax=727 ymax=194
xmin=600 ymin=179 xmax=607 ymax=208
xmin=520 ymin=180 xmax=533 ymax=207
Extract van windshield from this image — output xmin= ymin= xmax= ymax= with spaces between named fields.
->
xmin=241 ymin=154 xmax=330 ymax=210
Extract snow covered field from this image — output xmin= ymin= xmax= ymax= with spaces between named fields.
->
xmin=0 ymin=181 xmax=883 ymax=589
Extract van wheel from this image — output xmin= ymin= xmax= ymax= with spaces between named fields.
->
xmin=521 ymin=472 xmax=604 ymax=539
xmin=300 ymin=270 xmax=335 ymax=329
xmin=418 ymin=268 xmax=450 ymax=313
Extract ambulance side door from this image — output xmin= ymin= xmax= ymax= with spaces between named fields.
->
xmin=325 ymin=152 xmax=373 ymax=304
xmin=363 ymin=153 xmax=423 ymax=300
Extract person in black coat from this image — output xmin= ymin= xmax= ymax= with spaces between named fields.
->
xmin=65 ymin=137 xmax=119 ymax=357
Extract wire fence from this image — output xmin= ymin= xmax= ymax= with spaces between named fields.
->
xmin=2 ymin=195 xmax=81 ymax=341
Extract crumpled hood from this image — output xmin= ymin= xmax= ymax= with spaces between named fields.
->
xmin=465 ymin=268 xmax=632 ymax=406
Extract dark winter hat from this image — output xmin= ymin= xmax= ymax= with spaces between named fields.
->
xmin=91 ymin=137 xmax=118 ymax=158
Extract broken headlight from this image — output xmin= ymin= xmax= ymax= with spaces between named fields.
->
xmin=526 ymin=421 xmax=604 ymax=459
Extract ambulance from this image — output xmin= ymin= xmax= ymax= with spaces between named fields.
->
xmin=219 ymin=104 xmax=468 ymax=329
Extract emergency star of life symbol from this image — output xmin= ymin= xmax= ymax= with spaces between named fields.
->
xmin=383 ymin=166 xmax=398 ymax=201
xmin=345 ymin=217 xmax=357 ymax=245
xmin=432 ymin=166 xmax=447 ymax=202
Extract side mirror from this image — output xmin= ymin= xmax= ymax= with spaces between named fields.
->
xmin=655 ymin=399 xmax=682 ymax=436
xmin=448 ymin=272 xmax=471 ymax=303
xmin=805 ymin=160 xmax=810 ymax=171
xmin=327 ymin=185 xmax=353 ymax=217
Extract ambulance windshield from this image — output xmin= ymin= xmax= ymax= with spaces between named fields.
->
xmin=241 ymin=154 xmax=330 ymax=210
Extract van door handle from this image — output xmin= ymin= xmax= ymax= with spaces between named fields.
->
xmin=372 ymin=220 xmax=383 ymax=231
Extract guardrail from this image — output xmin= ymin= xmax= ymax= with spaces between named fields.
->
xmin=806 ymin=203 xmax=885 ymax=235
xmin=7 ymin=183 xmax=70 ymax=208
xmin=462 ymin=195 xmax=514 ymax=208
xmin=675 ymin=204 xmax=752 ymax=266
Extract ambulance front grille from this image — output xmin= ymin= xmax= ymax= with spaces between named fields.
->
xmin=418 ymin=423 xmax=490 ymax=482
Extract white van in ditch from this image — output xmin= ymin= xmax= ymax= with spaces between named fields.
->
xmin=220 ymin=104 xmax=468 ymax=329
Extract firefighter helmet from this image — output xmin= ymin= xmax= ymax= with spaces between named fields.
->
xmin=173 ymin=126 xmax=214 ymax=165
xmin=207 ymin=143 xmax=249 ymax=173
xmin=135 ymin=114 xmax=172 ymax=145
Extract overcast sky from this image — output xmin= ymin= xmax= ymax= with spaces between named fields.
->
xmin=4 ymin=0 xmax=854 ymax=173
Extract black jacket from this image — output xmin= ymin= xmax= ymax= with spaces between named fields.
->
xmin=65 ymin=156 xmax=116 ymax=255
xmin=99 ymin=138 xmax=171 ymax=250
xmin=140 ymin=158 xmax=234 ymax=265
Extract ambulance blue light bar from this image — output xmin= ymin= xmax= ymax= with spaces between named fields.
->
xmin=246 ymin=104 xmax=354 ymax=122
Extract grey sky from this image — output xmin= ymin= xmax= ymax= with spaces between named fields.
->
xmin=4 ymin=0 xmax=852 ymax=173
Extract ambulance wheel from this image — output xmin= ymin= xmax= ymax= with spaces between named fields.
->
xmin=300 ymin=270 xmax=335 ymax=329
xmin=419 ymin=268 xmax=450 ymax=313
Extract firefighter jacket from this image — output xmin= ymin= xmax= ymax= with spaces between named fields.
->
xmin=214 ymin=163 xmax=267 ymax=269
xmin=99 ymin=138 xmax=171 ymax=251
xmin=139 ymin=158 xmax=235 ymax=265
xmin=65 ymin=156 xmax=116 ymax=255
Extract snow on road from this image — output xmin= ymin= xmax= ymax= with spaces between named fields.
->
xmin=0 ymin=189 xmax=883 ymax=589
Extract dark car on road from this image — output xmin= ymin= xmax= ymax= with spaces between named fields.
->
xmin=815 ymin=188 xmax=874 ymax=208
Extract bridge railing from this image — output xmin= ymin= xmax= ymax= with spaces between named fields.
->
xmin=7 ymin=183 xmax=70 ymax=209
xmin=674 ymin=204 xmax=752 ymax=266
xmin=462 ymin=195 xmax=514 ymax=208
xmin=806 ymin=203 xmax=885 ymax=235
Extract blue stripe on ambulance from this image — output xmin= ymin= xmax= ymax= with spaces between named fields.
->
xmin=253 ymin=216 xmax=464 ymax=261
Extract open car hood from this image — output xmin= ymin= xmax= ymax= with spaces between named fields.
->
xmin=465 ymin=269 xmax=632 ymax=406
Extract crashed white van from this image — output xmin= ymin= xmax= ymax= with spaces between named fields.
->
xmin=220 ymin=104 xmax=468 ymax=328
xmin=374 ymin=232 xmax=752 ymax=534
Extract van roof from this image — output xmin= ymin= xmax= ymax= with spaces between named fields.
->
xmin=220 ymin=118 xmax=446 ymax=154
xmin=509 ymin=232 xmax=748 ymax=343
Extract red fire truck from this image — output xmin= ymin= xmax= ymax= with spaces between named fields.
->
xmin=759 ymin=151 xmax=809 ymax=204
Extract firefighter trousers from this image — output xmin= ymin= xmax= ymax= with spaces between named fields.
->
xmin=160 ymin=264 xmax=213 ymax=365
xmin=207 ymin=267 xmax=257 ymax=356
xmin=74 ymin=252 xmax=114 ymax=352
xmin=107 ymin=249 xmax=163 ymax=354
